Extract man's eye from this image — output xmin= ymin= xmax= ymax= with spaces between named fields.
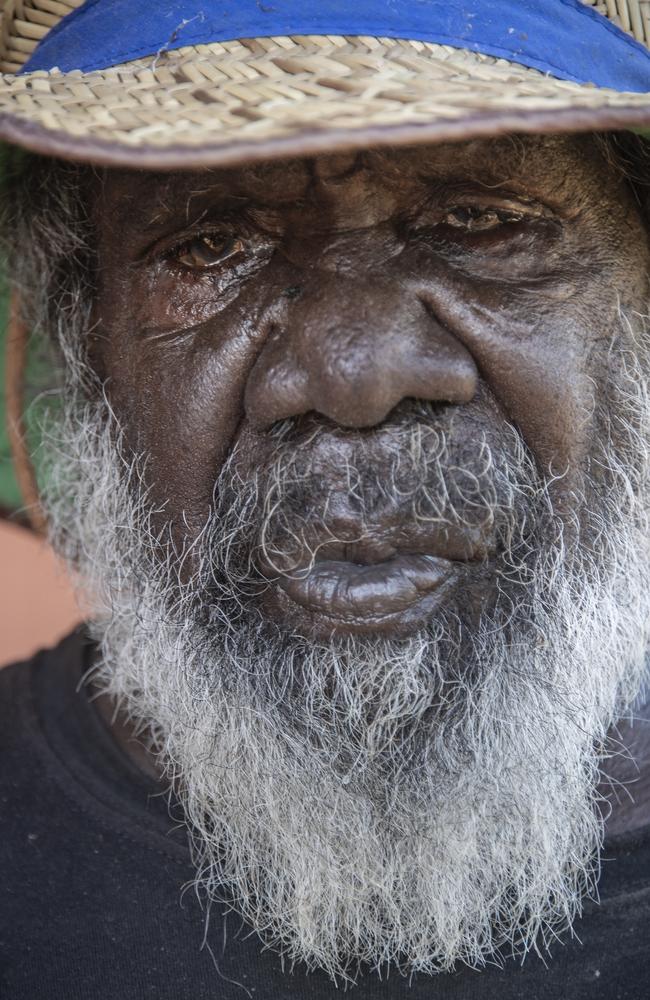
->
xmin=441 ymin=206 xmax=526 ymax=232
xmin=174 ymin=234 xmax=246 ymax=270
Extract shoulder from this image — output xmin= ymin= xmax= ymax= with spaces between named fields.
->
xmin=0 ymin=624 xmax=88 ymax=695
xmin=0 ymin=628 xmax=91 ymax=787
xmin=602 ymin=699 xmax=650 ymax=839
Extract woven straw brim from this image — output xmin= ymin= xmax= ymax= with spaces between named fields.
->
xmin=0 ymin=35 xmax=649 ymax=170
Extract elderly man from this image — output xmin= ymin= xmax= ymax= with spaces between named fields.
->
xmin=1 ymin=1 xmax=650 ymax=997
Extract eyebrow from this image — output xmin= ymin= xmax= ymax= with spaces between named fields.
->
xmin=151 ymin=193 xmax=252 ymax=233
xmin=102 ymin=172 xmax=253 ymax=239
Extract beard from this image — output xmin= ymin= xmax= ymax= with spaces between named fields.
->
xmin=41 ymin=328 xmax=650 ymax=983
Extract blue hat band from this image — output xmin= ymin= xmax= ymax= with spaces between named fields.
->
xmin=21 ymin=0 xmax=650 ymax=95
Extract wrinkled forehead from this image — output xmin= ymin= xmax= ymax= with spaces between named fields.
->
xmin=95 ymin=133 xmax=618 ymax=233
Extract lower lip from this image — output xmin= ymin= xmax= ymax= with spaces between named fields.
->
xmin=276 ymin=554 xmax=454 ymax=621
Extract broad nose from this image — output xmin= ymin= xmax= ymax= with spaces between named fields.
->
xmin=245 ymin=278 xmax=478 ymax=429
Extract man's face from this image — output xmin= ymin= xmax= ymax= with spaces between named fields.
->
xmin=91 ymin=134 xmax=649 ymax=639
xmin=46 ymin=133 xmax=650 ymax=977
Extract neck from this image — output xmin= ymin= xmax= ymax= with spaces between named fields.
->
xmin=93 ymin=688 xmax=163 ymax=782
xmin=598 ymin=696 xmax=650 ymax=838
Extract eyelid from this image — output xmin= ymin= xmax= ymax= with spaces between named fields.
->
xmin=439 ymin=198 xmax=549 ymax=222
xmin=139 ymin=216 xmax=245 ymax=264
xmin=423 ymin=184 xmax=555 ymax=220
xmin=404 ymin=194 xmax=558 ymax=243
xmin=160 ymin=226 xmax=241 ymax=264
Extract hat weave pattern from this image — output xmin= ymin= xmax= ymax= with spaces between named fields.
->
xmin=580 ymin=1 xmax=650 ymax=45
xmin=0 ymin=0 xmax=84 ymax=74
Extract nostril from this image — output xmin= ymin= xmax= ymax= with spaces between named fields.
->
xmin=405 ymin=398 xmax=450 ymax=422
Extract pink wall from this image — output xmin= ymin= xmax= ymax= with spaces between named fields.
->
xmin=0 ymin=520 xmax=80 ymax=667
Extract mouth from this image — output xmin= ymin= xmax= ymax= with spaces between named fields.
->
xmin=260 ymin=532 xmax=489 ymax=636
xmin=278 ymin=554 xmax=454 ymax=621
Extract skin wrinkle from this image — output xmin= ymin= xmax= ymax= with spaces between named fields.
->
xmin=4 ymin=132 xmax=650 ymax=980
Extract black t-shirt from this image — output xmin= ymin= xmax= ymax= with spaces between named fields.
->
xmin=0 ymin=629 xmax=648 ymax=999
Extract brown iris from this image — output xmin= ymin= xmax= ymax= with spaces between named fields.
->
xmin=176 ymin=234 xmax=246 ymax=270
xmin=442 ymin=206 xmax=526 ymax=232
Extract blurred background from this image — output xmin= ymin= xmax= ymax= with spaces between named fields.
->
xmin=0 ymin=518 xmax=79 ymax=666
xmin=1 ymin=291 xmax=80 ymax=667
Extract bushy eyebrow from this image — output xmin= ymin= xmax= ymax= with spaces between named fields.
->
xmin=96 ymin=173 xmax=254 ymax=248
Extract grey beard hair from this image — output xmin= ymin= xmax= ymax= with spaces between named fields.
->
xmin=37 ymin=310 xmax=650 ymax=984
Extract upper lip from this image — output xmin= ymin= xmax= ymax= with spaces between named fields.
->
xmin=259 ymin=523 xmax=494 ymax=579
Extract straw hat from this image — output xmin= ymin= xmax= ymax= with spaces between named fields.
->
xmin=0 ymin=0 xmax=647 ymax=170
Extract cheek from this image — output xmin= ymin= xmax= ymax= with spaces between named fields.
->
xmin=416 ymin=198 xmax=650 ymax=484
xmin=467 ymin=302 xmax=595 ymax=480
xmin=414 ymin=267 xmax=617 ymax=486
xmin=97 ymin=296 xmax=284 ymax=530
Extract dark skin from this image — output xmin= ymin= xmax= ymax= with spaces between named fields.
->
xmin=89 ymin=134 xmax=650 ymax=831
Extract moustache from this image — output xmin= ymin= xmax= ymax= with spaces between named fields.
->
xmin=209 ymin=400 xmax=545 ymax=586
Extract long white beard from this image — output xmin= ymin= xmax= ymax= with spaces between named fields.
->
xmin=41 ymin=332 xmax=650 ymax=982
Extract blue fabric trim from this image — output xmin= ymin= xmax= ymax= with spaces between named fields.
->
xmin=22 ymin=0 xmax=650 ymax=94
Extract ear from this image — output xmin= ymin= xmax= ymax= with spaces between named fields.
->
xmin=4 ymin=286 xmax=47 ymax=536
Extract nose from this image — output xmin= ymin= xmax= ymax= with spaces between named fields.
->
xmin=245 ymin=277 xmax=478 ymax=429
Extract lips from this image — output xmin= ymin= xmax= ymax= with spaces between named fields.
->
xmin=277 ymin=554 xmax=454 ymax=620
xmin=255 ymin=519 xmax=494 ymax=634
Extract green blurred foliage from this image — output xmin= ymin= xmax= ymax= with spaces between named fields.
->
xmin=0 ymin=279 xmax=22 ymax=512
xmin=0 ymin=275 xmax=56 ymax=517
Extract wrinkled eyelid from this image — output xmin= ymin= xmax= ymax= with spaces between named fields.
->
xmin=167 ymin=227 xmax=235 ymax=254
xmin=436 ymin=188 xmax=552 ymax=215
xmin=142 ymin=218 xmax=244 ymax=263
xmin=443 ymin=200 xmax=546 ymax=218
xmin=402 ymin=194 xmax=549 ymax=229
